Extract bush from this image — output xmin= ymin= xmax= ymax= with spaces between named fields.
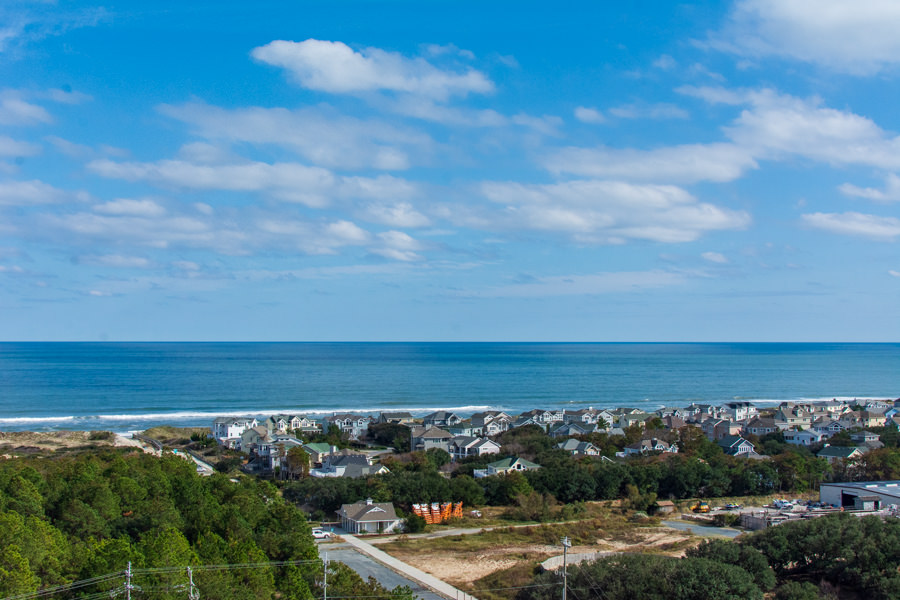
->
xmin=774 ymin=581 xmax=822 ymax=600
xmin=713 ymin=512 xmax=741 ymax=527
xmin=88 ymin=431 xmax=114 ymax=441
xmin=404 ymin=514 xmax=426 ymax=533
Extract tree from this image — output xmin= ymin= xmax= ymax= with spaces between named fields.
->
xmin=424 ymin=448 xmax=451 ymax=469
xmin=481 ymin=471 xmax=534 ymax=505
xmin=0 ymin=544 xmax=40 ymax=598
xmin=774 ymin=581 xmax=824 ymax=600
xmin=686 ymin=538 xmax=775 ymax=592
xmin=368 ymin=423 xmax=411 ymax=453
xmin=285 ymin=446 xmax=311 ymax=479
xmin=450 ymin=475 xmax=485 ymax=506
xmin=404 ymin=514 xmax=426 ymax=533
xmin=516 ymin=554 xmax=762 ymax=600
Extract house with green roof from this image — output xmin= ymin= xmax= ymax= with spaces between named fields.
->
xmin=717 ymin=435 xmax=757 ymax=457
xmin=817 ymin=446 xmax=864 ymax=463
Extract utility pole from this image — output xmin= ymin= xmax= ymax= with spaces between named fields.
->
xmin=125 ymin=562 xmax=133 ymax=600
xmin=561 ymin=537 xmax=571 ymax=600
xmin=188 ymin=566 xmax=199 ymax=600
xmin=323 ymin=552 xmax=328 ymax=600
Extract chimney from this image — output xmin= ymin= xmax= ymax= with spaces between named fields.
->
xmin=366 ymin=497 xmax=373 ymax=505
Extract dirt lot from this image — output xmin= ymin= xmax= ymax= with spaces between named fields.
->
xmin=379 ymin=517 xmax=699 ymax=587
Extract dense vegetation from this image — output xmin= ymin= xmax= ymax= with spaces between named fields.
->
xmin=0 ymin=449 xmax=409 ymax=599
xmin=517 ymin=513 xmax=900 ymax=600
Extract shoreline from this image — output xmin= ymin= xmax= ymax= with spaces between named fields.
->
xmin=0 ymin=395 xmax=895 ymax=434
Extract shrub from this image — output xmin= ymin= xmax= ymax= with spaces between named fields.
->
xmin=404 ymin=514 xmax=427 ymax=533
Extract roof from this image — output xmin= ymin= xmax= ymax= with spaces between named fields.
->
xmin=380 ymin=411 xmax=413 ymax=418
xmin=718 ymin=435 xmax=751 ymax=449
xmin=339 ymin=501 xmax=399 ymax=523
xmin=488 ymin=457 xmax=540 ymax=470
xmin=820 ymin=480 xmax=900 ymax=502
xmin=303 ymin=442 xmax=332 ymax=453
xmin=818 ymin=446 xmax=862 ymax=458
xmin=326 ymin=454 xmax=370 ymax=467
xmin=424 ymin=410 xmax=459 ymax=420
xmin=419 ymin=426 xmax=453 ymax=439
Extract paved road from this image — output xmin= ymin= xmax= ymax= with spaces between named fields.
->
xmin=324 ymin=548 xmax=445 ymax=600
xmin=662 ymin=520 xmax=743 ymax=538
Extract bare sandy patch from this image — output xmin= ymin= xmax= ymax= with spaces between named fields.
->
xmin=395 ymin=544 xmax=558 ymax=584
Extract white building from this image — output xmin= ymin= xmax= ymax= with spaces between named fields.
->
xmin=820 ymin=481 xmax=900 ymax=510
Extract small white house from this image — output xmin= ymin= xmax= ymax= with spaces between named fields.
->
xmin=337 ymin=499 xmax=401 ymax=534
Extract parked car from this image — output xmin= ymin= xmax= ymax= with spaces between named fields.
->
xmin=312 ymin=528 xmax=332 ymax=539
xmin=724 ymin=503 xmax=741 ymax=510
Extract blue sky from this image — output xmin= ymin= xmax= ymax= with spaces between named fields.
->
xmin=1 ymin=0 xmax=899 ymax=341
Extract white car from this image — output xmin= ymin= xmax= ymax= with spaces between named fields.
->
xmin=312 ymin=528 xmax=332 ymax=539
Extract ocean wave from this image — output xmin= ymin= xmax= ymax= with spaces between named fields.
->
xmin=733 ymin=396 xmax=895 ymax=405
xmin=3 ymin=396 xmax=895 ymax=431
xmin=0 ymin=416 xmax=77 ymax=424
xmin=0 ymin=405 xmax=502 ymax=426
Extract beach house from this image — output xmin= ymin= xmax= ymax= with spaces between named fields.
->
xmin=337 ymin=499 xmax=401 ymax=534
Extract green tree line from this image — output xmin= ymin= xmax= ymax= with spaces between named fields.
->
xmin=516 ymin=513 xmax=900 ymax=600
xmin=0 ymin=449 xmax=410 ymax=600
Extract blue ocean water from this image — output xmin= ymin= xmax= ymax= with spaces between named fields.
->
xmin=0 ymin=342 xmax=898 ymax=432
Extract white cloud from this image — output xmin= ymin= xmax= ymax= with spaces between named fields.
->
xmin=553 ymin=87 xmax=900 ymax=183
xmin=45 ymin=88 xmax=92 ymax=104
xmin=574 ymin=107 xmax=605 ymax=124
xmin=840 ymin=174 xmax=900 ymax=202
xmin=723 ymin=90 xmax=900 ymax=169
xmin=371 ymin=230 xmax=424 ymax=261
xmin=0 ymin=135 xmax=40 ymax=157
xmin=0 ymin=5 xmax=106 ymax=55
xmin=713 ymin=0 xmax=900 ymax=74
xmin=256 ymin=217 xmax=373 ymax=255
xmin=0 ymin=92 xmax=52 ymax=125
xmin=379 ymin=96 xmax=506 ymax=127
xmin=160 ymin=102 xmax=428 ymax=170
xmin=677 ymin=85 xmax=747 ymax=105
xmin=472 ymin=269 xmax=685 ymax=298
xmin=511 ymin=113 xmax=563 ymax=136
xmin=93 ymin=198 xmax=167 ymax=218
xmin=251 ymin=39 xmax=494 ymax=100
xmin=889 ymin=270 xmax=900 ymax=277
xmin=477 ymin=180 xmax=750 ymax=243
xmin=172 ymin=260 xmax=200 ymax=271
xmin=88 ymin=158 xmax=420 ymax=209
xmin=803 ymin=212 xmax=900 ymax=240
xmin=361 ymin=202 xmax=431 ymax=228
xmin=653 ymin=54 xmax=677 ymax=70
xmin=44 ymin=135 xmax=93 ymax=158
xmin=545 ymin=143 xmax=757 ymax=183
xmin=0 ymin=180 xmax=66 ymax=205
xmin=702 ymin=251 xmax=729 ymax=264
xmin=608 ymin=103 xmax=689 ymax=120
xmin=422 ymin=43 xmax=475 ymax=60
xmin=79 ymin=254 xmax=153 ymax=268
xmin=45 ymin=211 xmax=244 ymax=252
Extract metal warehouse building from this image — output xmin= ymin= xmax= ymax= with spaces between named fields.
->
xmin=820 ymin=481 xmax=900 ymax=510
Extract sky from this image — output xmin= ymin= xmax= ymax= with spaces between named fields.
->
xmin=1 ymin=0 xmax=899 ymax=342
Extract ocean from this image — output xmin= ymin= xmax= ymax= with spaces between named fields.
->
xmin=0 ymin=342 xmax=898 ymax=432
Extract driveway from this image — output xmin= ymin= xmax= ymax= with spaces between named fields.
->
xmin=324 ymin=548 xmax=445 ymax=600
